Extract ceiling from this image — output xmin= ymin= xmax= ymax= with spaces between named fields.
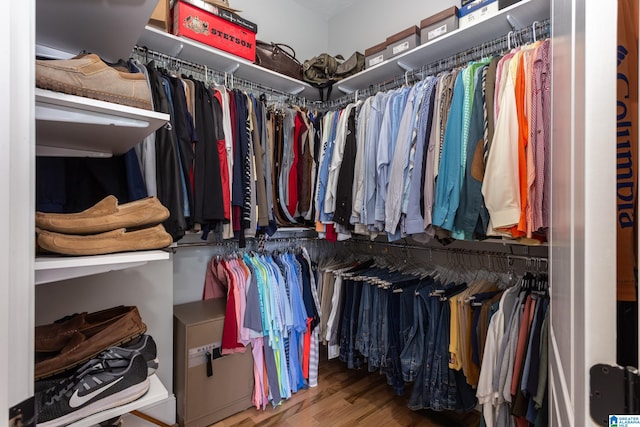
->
xmin=293 ymin=0 xmax=359 ymax=18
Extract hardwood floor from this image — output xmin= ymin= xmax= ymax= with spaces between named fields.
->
xmin=210 ymin=357 xmax=481 ymax=427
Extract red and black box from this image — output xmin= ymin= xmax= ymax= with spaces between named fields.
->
xmin=172 ymin=0 xmax=256 ymax=61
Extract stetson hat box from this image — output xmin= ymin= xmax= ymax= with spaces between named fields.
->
xmin=171 ymin=0 xmax=256 ymax=61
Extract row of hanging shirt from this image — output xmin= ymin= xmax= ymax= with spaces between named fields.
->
xmin=131 ymin=56 xmax=325 ymax=244
xmin=202 ymin=246 xmax=321 ymax=410
xmin=123 ymin=37 xmax=549 ymax=247
xmin=314 ymin=38 xmax=551 ymax=245
xmin=315 ymin=254 xmax=549 ymax=426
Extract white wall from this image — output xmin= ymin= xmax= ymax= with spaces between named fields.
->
xmin=549 ymin=0 xmax=617 ymax=425
xmin=230 ymin=0 xmax=330 ymax=62
xmin=327 ymin=0 xmax=457 ymax=56
xmin=4 ymin=0 xmax=34 ymax=416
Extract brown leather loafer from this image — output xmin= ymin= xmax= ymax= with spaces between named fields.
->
xmin=36 ymin=195 xmax=170 ymax=235
xmin=36 ymin=53 xmax=153 ymax=110
xmin=35 ymin=305 xmax=143 ymax=353
xmin=35 ymin=312 xmax=87 ymax=353
xmin=37 ymin=224 xmax=173 ymax=256
xmin=35 ymin=306 xmax=146 ymax=380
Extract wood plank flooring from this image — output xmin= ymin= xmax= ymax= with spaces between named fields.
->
xmin=210 ymin=357 xmax=481 ymax=427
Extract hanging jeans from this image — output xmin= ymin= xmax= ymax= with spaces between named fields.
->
xmin=339 ymin=279 xmax=366 ymax=369
xmin=368 ymin=285 xmax=381 ymax=372
xmin=408 ymin=279 xmax=440 ymax=410
xmin=429 ymin=297 xmax=458 ymax=411
xmin=355 ymin=282 xmax=373 ymax=357
xmin=402 ymin=278 xmax=435 ymax=387
xmin=385 ymin=288 xmax=405 ymax=395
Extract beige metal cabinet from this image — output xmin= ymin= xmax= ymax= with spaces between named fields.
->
xmin=174 ymin=299 xmax=254 ymax=427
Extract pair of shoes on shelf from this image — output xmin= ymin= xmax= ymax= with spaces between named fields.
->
xmin=35 ymin=306 xmax=148 ymax=380
xmin=36 ymin=53 xmax=153 ymax=110
xmin=35 ymin=335 xmax=158 ymax=427
xmin=35 ymin=196 xmax=173 ymax=256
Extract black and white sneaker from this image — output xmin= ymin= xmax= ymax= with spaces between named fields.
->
xmin=35 ymin=334 xmax=158 ymax=395
xmin=101 ymin=334 xmax=159 ymax=376
xmin=36 ymin=353 xmax=149 ymax=427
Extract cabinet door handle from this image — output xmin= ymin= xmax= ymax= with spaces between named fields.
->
xmin=205 ymin=351 xmax=213 ymax=377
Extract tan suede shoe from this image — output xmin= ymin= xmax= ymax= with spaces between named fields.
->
xmin=36 ymin=195 xmax=170 ymax=235
xmin=37 ymin=224 xmax=173 ymax=256
xmin=36 ymin=53 xmax=153 ymax=110
xmin=35 ymin=306 xmax=146 ymax=380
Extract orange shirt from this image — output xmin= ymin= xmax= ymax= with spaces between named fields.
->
xmin=496 ymin=52 xmax=528 ymax=238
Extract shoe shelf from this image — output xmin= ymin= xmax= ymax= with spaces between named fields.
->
xmin=333 ymin=0 xmax=549 ymax=97
xmin=36 ymin=0 xmax=159 ymax=64
xmin=137 ymin=26 xmax=321 ymax=100
xmin=34 ymin=250 xmax=170 ymax=285
xmin=66 ymin=374 xmax=169 ymax=427
xmin=36 ymin=88 xmax=170 ymax=158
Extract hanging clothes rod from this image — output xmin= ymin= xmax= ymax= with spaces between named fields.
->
xmin=130 ymin=45 xmax=308 ymax=106
xmin=321 ymin=18 xmax=551 ymax=111
xmin=169 ymin=235 xmax=318 ymax=251
xmin=343 ymin=238 xmax=548 ymax=266
xmin=130 ymin=18 xmax=548 ymax=110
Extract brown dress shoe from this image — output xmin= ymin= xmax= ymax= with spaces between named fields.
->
xmin=36 ymin=53 xmax=153 ymax=110
xmin=36 ymin=195 xmax=170 ymax=235
xmin=35 ymin=306 xmax=147 ymax=380
xmin=37 ymin=224 xmax=173 ymax=256
xmin=35 ymin=312 xmax=88 ymax=353
xmin=35 ymin=305 xmax=145 ymax=353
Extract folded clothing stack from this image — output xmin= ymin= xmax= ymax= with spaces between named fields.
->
xmin=34 ymin=306 xmax=159 ymax=426
xmin=36 ymin=195 xmax=173 ymax=256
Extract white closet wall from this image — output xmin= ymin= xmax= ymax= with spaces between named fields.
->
xmin=328 ymin=0 xmax=457 ymax=57
xmin=3 ymin=0 xmax=34 ymax=414
xmin=550 ymin=1 xmax=617 ymax=426
xmin=173 ymin=247 xmax=218 ymax=305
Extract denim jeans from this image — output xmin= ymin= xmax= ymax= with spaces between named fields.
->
xmin=454 ymin=368 xmax=478 ymax=411
xmin=429 ymin=297 xmax=458 ymax=411
xmin=408 ymin=278 xmax=440 ymax=410
xmin=368 ymin=285 xmax=381 ymax=372
xmin=385 ymin=289 xmax=405 ymax=395
xmin=398 ymin=279 xmax=421 ymax=350
xmin=339 ymin=279 xmax=354 ymax=364
xmin=378 ymin=287 xmax=390 ymax=369
xmin=339 ymin=279 xmax=365 ymax=369
xmin=401 ymin=278 xmax=434 ymax=389
xmin=348 ymin=280 xmax=365 ymax=369
xmin=355 ymin=282 xmax=373 ymax=357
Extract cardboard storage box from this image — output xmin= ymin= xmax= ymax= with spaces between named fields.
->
xmin=172 ymin=0 xmax=256 ymax=61
xmin=149 ymin=0 xmax=171 ymax=31
xmin=365 ymin=41 xmax=388 ymax=68
xmin=174 ymin=299 xmax=254 ymax=427
xmin=459 ymin=0 xmax=498 ymax=29
xmin=386 ymin=25 xmax=420 ymax=58
xmin=420 ymin=7 xmax=459 ymax=43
